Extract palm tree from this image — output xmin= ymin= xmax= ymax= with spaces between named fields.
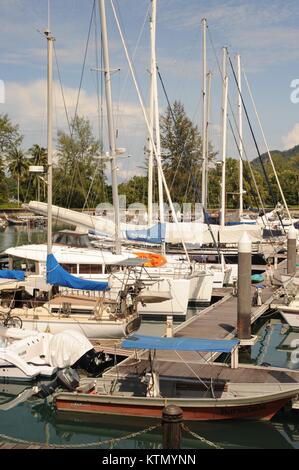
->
xmin=28 ymin=144 xmax=47 ymax=201
xmin=8 ymin=147 xmax=29 ymax=205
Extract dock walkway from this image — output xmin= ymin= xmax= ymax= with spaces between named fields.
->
xmin=104 ymin=256 xmax=299 ymax=375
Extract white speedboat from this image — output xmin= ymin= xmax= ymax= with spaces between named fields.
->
xmin=0 ymin=327 xmax=114 ymax=382
xmin=0 ymin=326 xmax=57 ymax=381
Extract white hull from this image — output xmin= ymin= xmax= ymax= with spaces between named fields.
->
xmin=15 ymin=317 xmax=129 ymax=339
xmin=280 ymin=310 xmax=299 ymax=329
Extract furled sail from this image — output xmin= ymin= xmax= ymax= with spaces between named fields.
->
xmin=46 ymin=254 xmax=109 ymax=291
xmin=0 ymin=270 xmax=25 ymax=281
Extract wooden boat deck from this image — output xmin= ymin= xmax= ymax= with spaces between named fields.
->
xmin=107 ymin=356 xmax=299 ymax=384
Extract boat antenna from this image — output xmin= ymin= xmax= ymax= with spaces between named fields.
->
xmin=48 ymin=0 xmax=51 ymax=32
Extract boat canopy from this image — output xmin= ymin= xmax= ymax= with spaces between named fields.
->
xmin=0 ymin=270 xmax=25 ymax=281
xmin=122 ymin=335 xmax=239 ymax=353
xmin=46 ymin=254 xmax=110 ymax=291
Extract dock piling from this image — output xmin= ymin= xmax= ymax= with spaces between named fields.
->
xmin=166 ymin=315 xmax=173 ymax=337
xmin=162 ymin=405 xmax=183 ymax=449
xmin=287 ymin=226 xmax=297 ymax=276
xmin=237 ymin=233 xmax=252 ymax=340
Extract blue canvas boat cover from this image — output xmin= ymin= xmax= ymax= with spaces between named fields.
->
xmin=126 ymin=223 xmax=166 ymax=245
xmin=46 ymin=254 xmax=110 ymax=291
xmin=0 ymin=270 xmax=25 ymax=281
xmin=122 ymin=335 xmax=239 ymax=353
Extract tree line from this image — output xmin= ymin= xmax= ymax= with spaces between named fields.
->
xmin=0 ymin=103 xmax=298 ymax=211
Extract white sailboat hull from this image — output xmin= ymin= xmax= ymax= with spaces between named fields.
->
xmin=13 ymin=317 xmax=130 ymax=339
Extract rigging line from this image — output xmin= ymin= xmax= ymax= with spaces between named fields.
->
xmin=228 ymin=55 xmax=286 ymax=234
xmin=206 ymin=26 xmax=279 ymax=245
xmin=65 ymin=0 xmax=96 ymax=210
xmin=53 ymin=44 xmax=72 ymax=135
xmin=157 ymin=68 xmax=203 ymax=200
xmin=206 ymin=28 xmax=280 ymax=247
xmin=114 ymin=0 xmax=151 ymax=109
xmin=111 ymin=0 xmax=191 ymax=264
xmin=228 ymin=116 xmax=273 ymax=238
xmin=243 ymin=68 xmax=293 ymax=225
xmin=82 ymin=161 xmax=105 ymax=211
xmin=206 ymin=26 xmax=270 ymax=220
xmin=94 ymin=4 xmax=103 ymax=146
xmin=228 ymin=119 xmax=262 ymax=214
xmin=157 ymin=68 xmax=221 ymax=259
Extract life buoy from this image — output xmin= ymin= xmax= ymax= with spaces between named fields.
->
xmin=133 ymin=251 xmax=167 ymax=268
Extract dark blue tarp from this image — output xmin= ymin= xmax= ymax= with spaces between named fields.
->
xmin=0 ymin=270 xmax=25 ymax=281
xmin=126 ymin=223 xmax=166 ymax=244
xmin=122 ymin=335 xmax=239 ymax=353
xmin=46 ymin=254 xmax=110 ymax=291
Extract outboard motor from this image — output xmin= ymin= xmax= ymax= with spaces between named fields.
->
xmin=73 ymin=350 xmax=114 ymax=376
xmin=36 ymin=367 xmax=80 ymax=398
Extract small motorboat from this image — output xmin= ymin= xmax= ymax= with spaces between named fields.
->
xmin=54 ymin=335 xmax=299 ymax=422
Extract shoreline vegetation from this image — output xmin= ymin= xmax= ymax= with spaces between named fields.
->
xmin=0 ymin=108 xmax=299 ymax=211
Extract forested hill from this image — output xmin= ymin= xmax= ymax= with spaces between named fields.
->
xmin=252 ymin=145 xmax=299 ymax=170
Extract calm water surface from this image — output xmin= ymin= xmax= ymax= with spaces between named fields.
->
xmin=1 ymin=226 xmax=299 ymax=449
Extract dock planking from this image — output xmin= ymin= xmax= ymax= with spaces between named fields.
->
xmin=104 ymin=254 xmax=299 ymax=376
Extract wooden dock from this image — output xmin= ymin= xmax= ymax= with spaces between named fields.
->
xmin=104 ymin=255 xmax=299 ymax=375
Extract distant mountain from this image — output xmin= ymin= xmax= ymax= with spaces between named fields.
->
xmin=252 ymin=145 xmax=299 ymax=170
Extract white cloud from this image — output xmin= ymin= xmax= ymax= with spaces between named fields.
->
xmin=1 ymin=79 xmax=148 ymax=181
xmin=282 ymin=123 xmax=299 ymax=149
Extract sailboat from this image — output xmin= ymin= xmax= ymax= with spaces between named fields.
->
xmin=0 ymin=17 xmax=141 ymax=339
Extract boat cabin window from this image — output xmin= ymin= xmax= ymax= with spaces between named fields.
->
xmin=79 ymin=264 xmax=102 ymax=274
xmin=61 ymin=263 xmax=77 ymax=274
xmin=13 ymin=259 xmax=36 ymax=273
xmin=53 ymin=232 xmax=92 ymax=248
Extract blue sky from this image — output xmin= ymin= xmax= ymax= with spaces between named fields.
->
xmin=1 ymin=0 xmax=299 ymax=181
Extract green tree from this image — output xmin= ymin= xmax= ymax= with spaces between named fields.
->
xmin=54 ymin=116 xmax=106 ymax=208
xmin=28 ymin=144 xmax=48 ymax=201
xmin=0 ymin=114 xmax=23 ymax=156
xmin=160 ymin=101 xmax=216 ymax=205
xmin=0 ymin=114 xmax=23 ymax=204
xmin=118 ymin=176 xmax=148 ymax=206
xmin=7 ymin=147 xmax=29 ymax=205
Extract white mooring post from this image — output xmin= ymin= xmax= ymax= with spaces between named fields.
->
xmin=231 ymin=345 xmax=239 ymax=370
xmin=287 ymin=226 xmax=297 ymax=276
xmin=237 ymin=233 xmax=252 ymax=340
xmin=166 ymin=316 xmax=173 ymax=338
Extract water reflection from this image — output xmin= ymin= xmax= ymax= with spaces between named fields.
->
xmin=0 ymin=380 xmax=299 ymax=449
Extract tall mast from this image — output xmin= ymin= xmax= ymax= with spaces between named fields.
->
xmin=201 ymin=18 xmax=207 ymax=208
xmin=237 ymin=54 xmax=244 ymax=220
xmin=98 ymin=0 xmax=121 ymax=254
xmin=148 ymin=3 xmax=155 ymax=226
xmin=205 ymin=70 xmax=212 ymax=207
xmin=45 ymin=29 xmax=54 ymax=258
xmin=220 ymin=47 xmax=228 ymax=228
xmin=151 ymin=0 xmax=164 ymax=223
